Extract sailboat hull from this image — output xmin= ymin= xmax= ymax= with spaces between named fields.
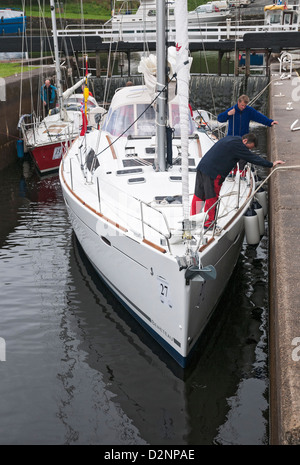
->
xmin=30 ymin=140 xmax=73 ymax=174
xmin=60 ymin=170 xmax=246 ymax=367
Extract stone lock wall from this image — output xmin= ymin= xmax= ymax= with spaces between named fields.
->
xmin=0 ymin=69 xmax=52 ymax=171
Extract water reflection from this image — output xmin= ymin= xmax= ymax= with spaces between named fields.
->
xmin=0 ymin=127 xmax=269 ymax=445
xmin=61 ymin=228 xmax=269 ymax=445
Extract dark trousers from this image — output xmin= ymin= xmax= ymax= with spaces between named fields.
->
xmin=43 ymin=101 xmax=55 ymax=115
xmin=191 ymin=172 xmax=224 ymax=227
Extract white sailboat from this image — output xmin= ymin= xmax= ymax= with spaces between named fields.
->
xmin=18 ymin=0 xmax=106 ymax=174
xmin=106 ymin=0 xmax=230 ymax=30
xmin=59 ymin=0 xmax=257 ymax=367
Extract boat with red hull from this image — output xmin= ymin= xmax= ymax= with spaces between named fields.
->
xmin=17 ymin=0 xmax=105 ymax=175
xmin=19 ymin=89 xmax=105 ymax=174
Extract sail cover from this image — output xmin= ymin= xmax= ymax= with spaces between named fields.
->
xmin=138 ymin=49 xmax=177 ymax=102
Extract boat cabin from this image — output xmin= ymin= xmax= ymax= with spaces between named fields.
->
xmin=264 ymin=3 xmax=300 ymax=27
xmin=102 ymin=85 xmax=194 ymax=138
xmin=110 ymin=0 xmax=175 ymax=23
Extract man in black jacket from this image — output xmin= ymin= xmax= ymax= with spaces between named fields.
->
xmin=190 ymin=133 xmax=285 ymax=228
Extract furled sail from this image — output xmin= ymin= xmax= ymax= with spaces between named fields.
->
xmin=138 ymin=49 xmax=177 ymax=102
xmin=175 ymin=0 xmax=192 ymax=222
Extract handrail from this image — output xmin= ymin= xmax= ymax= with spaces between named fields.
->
xmin=70 ymin=150 xmax=300 ymax=255
xmin=56 ymin=21 xmax=297 ymax=44
xmin=140 ymin=200 xmax=172 ymax=253
xmin=74 ymin=157 xmax=253 ymax=253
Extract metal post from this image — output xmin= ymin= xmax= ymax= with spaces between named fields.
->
xmin=96 ymin=51 xmax=101 ymax=77
xmin=127 ymin=51 xmax=131 ymax=77
xmin=245 ymin=49 xmax=250 ymax=77
xmin=97 ymin=177 xmax=101 ymax=213
xmin=50 ymin=0 xmax=64 ymax=119
xmin=218 ymin=51 xmax=223 ymax=76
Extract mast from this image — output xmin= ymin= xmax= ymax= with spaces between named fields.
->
xmin=175 ymin=0 xmax=190 ymax=224
xmin=50 ymin=0 xmax=63 ymax=119
xmin=156 ymin=0 xmax=166 ymax=171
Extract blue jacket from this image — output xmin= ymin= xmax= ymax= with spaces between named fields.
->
xmin=40 ymin=84 xmax=57 ymax=105
xmin=197 ymin=136 xmax=273 ymax=179
xmin=217 ymin=103 xmax=273 ymax=136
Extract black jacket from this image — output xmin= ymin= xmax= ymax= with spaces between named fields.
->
xmin=197 ymin=136 xmax=273 ymax=179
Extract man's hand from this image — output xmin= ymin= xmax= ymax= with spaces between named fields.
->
xmin=228 ymin=108 xmax=235 ymax=116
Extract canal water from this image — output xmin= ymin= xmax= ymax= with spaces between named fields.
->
xmin=0 ymin=124 xmax=270 ymax=445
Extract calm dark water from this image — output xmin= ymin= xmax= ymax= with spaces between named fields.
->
xmin=0 ymin=141 xmax=269 ymax=445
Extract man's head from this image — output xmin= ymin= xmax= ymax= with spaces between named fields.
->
xmin=45 ymin=79 xmax=51 ymax=87
xmin=237 ymin=94 xmax=249 ymax=111
xmin=242 ymin=133 xmax=257 ymax=150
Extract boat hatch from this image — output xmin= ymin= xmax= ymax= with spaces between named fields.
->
xmin=173 ymin=159 xmax=195 ymax=166
xmin=116 ymin=168 xmax=143 ymax=175
xmin=123 ymin=158 xmax=155 ymax=167
xmin=128 ymin=177 xmax=146 ymax=184
xmin=125 ymin=146 xmax=138 ymax=157
xmin=155 ymin=195 xmax=182 ymax=204
xmin=42 ymin=123 xmax=68 ymax=134
xmin=169 ymin=176 xmax=182 ymax=182
xmin=145 ymin=147 xmax=155 ymax=154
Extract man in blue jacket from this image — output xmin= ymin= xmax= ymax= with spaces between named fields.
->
xmin=190 ymin=133 xmax=285 ymax=228
xmin=217 ymin=94 xmax=278 ymax=136
xmin=217 ymin=94 xmax=278 ymax=174
xmin=41 ymin=79 xmax=57 ymax=115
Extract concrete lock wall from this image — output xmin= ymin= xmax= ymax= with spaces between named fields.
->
xmin=0 ymin=69 xmax=52 ymax=171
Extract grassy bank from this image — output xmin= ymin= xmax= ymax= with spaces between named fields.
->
xmin=0 ymin=63 xmax=38 ymax=78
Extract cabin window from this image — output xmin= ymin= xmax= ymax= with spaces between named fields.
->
xmin=136 ymin=104 xmax=156 ymax=135
xmin=269 ymin=11 xmax=281 ymax=24
xmin=103 ymin=102 xmax=194 ymax=137
xmin=103 ymin=104 xmax=135 ymax=136
xmin=170 ymin=103 xmax=194 ymax=136
xmin=283 ymin=12 xmax=293 ymax=25
xmin=65 ymin=96 xmax=97 ymax=110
